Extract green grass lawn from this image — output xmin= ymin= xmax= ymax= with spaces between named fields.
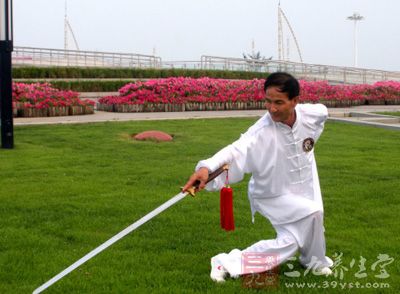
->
xmin=1 ymin=118 xmax=399 ymax=293
xmin=375 ymin=112 xmax=400 ymax=117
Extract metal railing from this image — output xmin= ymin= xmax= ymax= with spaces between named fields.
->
xmin=12 ymin=46 xmax=162 ymax=68
xmin=162 ymin=60 xmax=203 ymax=70
xmin=200 ymin=56 xmax=400 ymax=84
xmin=11 ymin=46 xmax=400 ymax=84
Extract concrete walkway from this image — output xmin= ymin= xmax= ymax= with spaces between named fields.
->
xmin=14 ymin=105 xmax=400 ymax=130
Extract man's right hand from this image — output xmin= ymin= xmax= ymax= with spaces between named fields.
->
xmin=182 ymin=167 xmax=210 ymax=193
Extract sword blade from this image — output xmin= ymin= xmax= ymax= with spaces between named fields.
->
xmin=33 ymin=191 xmax=188 ymax=294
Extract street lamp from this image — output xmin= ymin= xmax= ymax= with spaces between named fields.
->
xmin=0 ymin=0 xmax=14 ymax=148
xmin=347 ymin=12 xmax=364 ymax=67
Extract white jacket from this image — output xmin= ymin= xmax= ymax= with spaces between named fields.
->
xmin=196 ymin=104 xmax=328 ymax=225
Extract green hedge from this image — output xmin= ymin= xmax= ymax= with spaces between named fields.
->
xmin=12 ymin=66 xmax=268 ymax=80
xmin=13 ymin=67 xmax=270 ymax=92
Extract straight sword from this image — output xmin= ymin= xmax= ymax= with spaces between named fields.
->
xmin=33 ymin=165 xmax=228 ymax=294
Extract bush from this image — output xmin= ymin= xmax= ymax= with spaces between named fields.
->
xmin=13 ymin=66 xmax=268 ymax=80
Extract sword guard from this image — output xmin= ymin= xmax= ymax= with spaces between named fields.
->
xmin=183 ymin=164 xmax=229 ymax=197
xmin=186 ymin=186 xmax=197 ymax=197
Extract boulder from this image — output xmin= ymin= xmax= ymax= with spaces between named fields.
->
xmin=133 ymin=130 xmax=173 ymax=142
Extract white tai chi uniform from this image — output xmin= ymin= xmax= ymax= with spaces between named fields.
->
xmin=196 ymin=104 xmax=331 ymax=277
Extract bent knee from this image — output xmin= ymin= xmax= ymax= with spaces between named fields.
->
xmin=309 ymin=211 xmax=324 ymax=222
xmin=277 ymin=233 xmax=299 ymax=251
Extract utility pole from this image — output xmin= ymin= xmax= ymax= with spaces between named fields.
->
xmin=0 ymin=0 xmax=14 ymax=149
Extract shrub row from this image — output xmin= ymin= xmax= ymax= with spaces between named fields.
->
xmin=97 ymin=78 xmax=400 ymax=113
xmin=12 ymin=82 xmax=95 ymax=117
xmin=13 ymin=66 xmax=268 ymax=80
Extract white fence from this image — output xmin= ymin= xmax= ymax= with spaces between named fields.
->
xmin=13 ymin=46 xmax=162 ymax=68
xmin=200 ymin=56 xmax=400 ymax=84
xmin=12 ymin=46 xmax=400 ymax=84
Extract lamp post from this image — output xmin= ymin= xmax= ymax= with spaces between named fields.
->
xmin=347 ymin=12 xmax=364 ymax=67
xmin=0 ymin=0 xmax=13 ymax=148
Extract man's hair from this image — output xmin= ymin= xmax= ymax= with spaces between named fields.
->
xmin=263 ymin=72 xmax=300 ymax=100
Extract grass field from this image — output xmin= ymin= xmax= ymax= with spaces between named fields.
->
xmin=0 ymin=118 xmax=399 ymax=293
xmin=375 ymin=112 xmax=400 ymax=117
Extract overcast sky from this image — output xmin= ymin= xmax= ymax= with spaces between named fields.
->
xmin=13 ymin=0 xmax=400 ymax=71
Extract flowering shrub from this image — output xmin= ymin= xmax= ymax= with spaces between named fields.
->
xmin=13 ymin=82 xmax=94 ymax=108
xmin=299 ymin=80 xmax=400 ymax=105
xmin=100 ymin=77 xmax=265 ymax=105
xmin=12 ymin=82 xmax=95 ymax=117
xmin=99 ymin=78 xmax=400 ymax=112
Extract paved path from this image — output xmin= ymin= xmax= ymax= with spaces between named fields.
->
xmin=14 ymin=105 xmax=400 ymax=130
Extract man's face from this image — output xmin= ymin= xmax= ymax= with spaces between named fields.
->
xmin=265 ymin=86 xmax=298 ymax=124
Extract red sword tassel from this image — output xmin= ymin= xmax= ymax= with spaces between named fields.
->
xmin=220 ymin=170 xmax=234 ymax=231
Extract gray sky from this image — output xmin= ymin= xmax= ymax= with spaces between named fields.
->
xmin=14 ymin=0 xmax=400 ymax=71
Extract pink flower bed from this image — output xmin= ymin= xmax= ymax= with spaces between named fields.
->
xmin=12 ymin=82 xmax=95 ymax=117
xmin=299 ymin=80 xmax=400 ymax=105
xmin=98 ymin=78 xmax=400 ymax=112
xmin=100 ymin=77 xmax=265 ymax=105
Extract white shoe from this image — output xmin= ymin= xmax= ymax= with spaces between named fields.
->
xmin=325 ymin=256 xmax=334 ymax=268
xmin=210 ymin=257 xmax=228 ymax=283
xmin=314 ymin=266 xmax=333 ymax=276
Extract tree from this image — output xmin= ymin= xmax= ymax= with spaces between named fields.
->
xmin=242 ymin=51 xmax=272 ymax=61
xmin=242 ymin=51 xmax=273 ymax=72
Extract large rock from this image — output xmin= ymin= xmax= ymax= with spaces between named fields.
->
xmin=133 ymin=130 xmax=173 ymax=142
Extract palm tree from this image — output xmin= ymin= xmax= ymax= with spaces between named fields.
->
xmin=242 ymin=51 xmax=272 ymax=72
xmin=242 ymin=51 xmax=272 ymax=61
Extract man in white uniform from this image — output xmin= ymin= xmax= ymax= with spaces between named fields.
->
xmin=183 ymin=72 xmax=333 ymax=282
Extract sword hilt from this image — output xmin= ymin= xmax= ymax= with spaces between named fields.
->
xmin=185 ymin=164 xmax=229 ymax=197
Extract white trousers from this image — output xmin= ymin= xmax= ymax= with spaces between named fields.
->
xmin=213 ymin=211 xmax=331 ymax=277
